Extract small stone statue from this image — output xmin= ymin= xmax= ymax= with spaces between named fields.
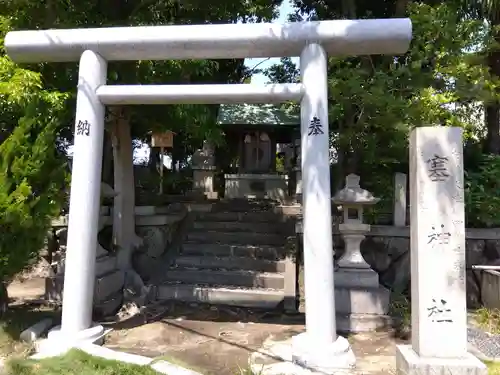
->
xmin=192 ymin=140 xmax=215 ymax=168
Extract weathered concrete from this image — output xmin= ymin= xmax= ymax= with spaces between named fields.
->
xmin=156 ymin=284 xmax=284 ymax=308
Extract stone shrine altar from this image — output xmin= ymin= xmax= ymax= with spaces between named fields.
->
xmin=332 ymin=174 xmax=391 ymax=332
xmin=194 ymin=104 xmax=300 ymax=201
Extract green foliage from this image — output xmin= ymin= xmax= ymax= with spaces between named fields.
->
xmin=8 ymin=349 xmax=160 ymax=375
xmin=465 ymin=154 xmax=500 ymax=227
xmin=268 ymin=1 xmax=500 ymax=227
xmin=0 ymin=19 xmax=69 ymax=283
xmin=3 ymin=0 xmax=283 ymax=147
xmin=275 ymin=153 xmax=285 ymax=173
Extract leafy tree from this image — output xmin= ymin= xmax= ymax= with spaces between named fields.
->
xmin=456 ymin=0 xmax=500 ymax=154
xmin=0 ymin=0 xmax=285 ymax=307
xmin=0 ymin=18 xmax=69 ymax=310
xmin=266 ymin=1 xmax=496 ymax=223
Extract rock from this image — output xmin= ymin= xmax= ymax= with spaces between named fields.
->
xmin=361 ymin=237 xmax=392 ymax=273
xmin=466 ymin=240 xmax=486 ymax=266
xmin=137 ymin=227 xmax=168 ymax=258
xmin=466 ymin=270 xmax=482 ymax=309
xmin=380 ymin=250 xmax=410 ymax=294
xmin=484 ymin=240 xmax=500 ymax=262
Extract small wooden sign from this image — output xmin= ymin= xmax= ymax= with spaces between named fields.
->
xmin=151 ymin=131 xmax=174 ymax=148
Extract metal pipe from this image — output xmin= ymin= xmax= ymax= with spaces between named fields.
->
xmin=471 ymin=265 xmax=500 ymax=270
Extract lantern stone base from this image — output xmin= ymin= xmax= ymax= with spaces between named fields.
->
xmin=334 ymin=267 xmax=390 ymax=333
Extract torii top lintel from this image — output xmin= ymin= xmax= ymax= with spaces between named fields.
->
xmin=5 ymin=18 xmax=412 ymax=63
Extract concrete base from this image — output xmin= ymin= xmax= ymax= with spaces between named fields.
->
xmin=336 ymin=313 xmax=391 ymax=333
xmin=250 ymin=333 xmax=356 ymax=375
xmin=32 ymin=324 xmax=106 ymax=359
xmin=334 ymin=267 xmax=390 ymax=333
xmin=396 ymin=345 xmax=487 ymax=375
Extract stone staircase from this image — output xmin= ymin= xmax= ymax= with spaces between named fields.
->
xmin=155 ymin=200 xmax=297 ymax=309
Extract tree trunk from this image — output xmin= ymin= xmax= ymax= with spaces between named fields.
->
xmin=102 ymin=131 xmax=114 ymax=185
xmin=0 ymin=283 xmax=8 ymax=317
xmin=110 ymin=107 xmax=137 ymax=270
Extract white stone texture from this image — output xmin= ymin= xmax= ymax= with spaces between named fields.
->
xmin=396 ymin=345 xmax=487 ymax=375
xmin=61 ymin=50 xmax=107 ymax=336
xmin=393 ymin=172 xmax=407 ymax=227
xmin=408 ymin=126 xmax=467 ymax=359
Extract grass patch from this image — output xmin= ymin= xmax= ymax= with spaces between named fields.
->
xmin=7 ymin=349 xmax=160 ymax=375
xmin=473 ymin=308 xmax=500 ymax=334
xmin=484 ymin=360 xmax=500 ymax=374
xmin=0 ymin=305 xmax=58 ymax=358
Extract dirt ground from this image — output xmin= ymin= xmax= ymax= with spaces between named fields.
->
xmin=104 ymin=301 xmax=407 ymax=375
xmin=6 ymin=277 xmax=406 ymax=375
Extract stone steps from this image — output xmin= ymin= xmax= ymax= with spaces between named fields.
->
xmin=186 ymin=231 xmax=284 ymax=246
xmin=164 ymin=268 xmax=284 ymax=289
xmin=181 ymin=243 xmax=284 ymax=260
xmin=152 ymin=201 xmax=295 ymax=310
xmin=156 ymin=283 xmax=284 ymax=309
xmin=175 ymin=255 xmax=286 ymax=273
xmin=191 ymin=220 xmax=281 ymax=233
xmin=193 ymin=211 xmax=281 ymax=223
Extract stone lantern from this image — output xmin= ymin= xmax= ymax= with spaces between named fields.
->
xmin=331 ymin=174 xmax=389 ymax=333
xmin=332 ymin=173 xmax=379 ymax=268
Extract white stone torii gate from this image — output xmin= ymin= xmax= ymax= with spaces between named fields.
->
xmin=5 ymin=19 xmax=411 ymax=371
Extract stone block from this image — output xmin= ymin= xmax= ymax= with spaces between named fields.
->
xmin=45 ymin=275 xmax=64 ymax=301
xmin=393 ymin=172 xmax=407 ymax=227
xmin=137 ymin=226 xmax=172 ymax=257
xmin=335 ymin=268 xmax=379 ymax=288
xmin=336 ymin=313 xmax=391 ymax=333
xmin=481 ymin=270 xmax=500 ymax=310
xmin=335 ymin=285 xmax=390 ymax=315
xmin=396 ymin=345 xmax=487 ymax=375
xmin=96 ymin=242 xmax=108 ymax=258
xmin=193 ymin=168 xmax=215 ymax=193
xmin=95 ymin=255 xmax=117 ymax=277
xmin=94 ymin=270 xmax=125 ymax=302
xmin=224 ymin=173 xmax=288 ymax=201
xmin=93 ymin=292 xmax=123 ymax=317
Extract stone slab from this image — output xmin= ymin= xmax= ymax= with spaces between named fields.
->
xmin=174 ymin=255 xmax=286 ymax=273
xmin=335 ymin=285 xmax=390 ymax=315
xmin=186 ymin=231 xmax=284 ymax=246
xmin=335 ymin=268 xmax=380 ymax=288
xmin=164 ymin=269 xmax=284 ymax=289
xmin=94 ymin=270 xmax=125 ymax=302
xmin=95 ymin=255 xmax=117 ymax=277
xmin=45 ymin=275 xmax=64 ymax=301
xmin=156 ymin=283 xmax=284 ymax=309
xmin=393 ymin=172 xmax=407 ymax=227
xmin=336 ymin=313 xmax=391 ymax=333
xmin=396 ymin=345 xmax=487 ymax=375
xmin=93 ymin=292 xmax=123 ymax=317
xmin=410 ymin=127 xmax=468 ymax=359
